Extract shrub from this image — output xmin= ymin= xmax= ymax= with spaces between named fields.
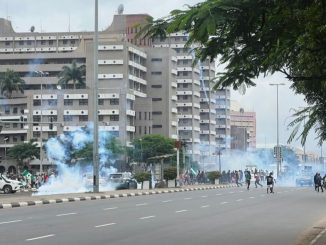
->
xmin=133 ymin=171 xmax=151 ymax=183
xmin=164 ymin=167 xmax=177 ymax=180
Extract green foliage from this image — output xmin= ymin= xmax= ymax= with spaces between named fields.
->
xmin=128 ymin=135 xmax=176 ymax=163
xmin=58 ymin=60 xmax=86 ymax=89
xmin=0 ymin=69 xmax=25 ymax=98
xmin=140 ymin=0 xmax=326 ymax=145
xmin=163 ymin=167 xmax=177 ymax=180
xmin=206 ymin=171 xmax=221 ymax=182
xmin=133 ymin=171 xmax=151 ymax=183
xmin=7 ymin=140 xmax=39 ymax=165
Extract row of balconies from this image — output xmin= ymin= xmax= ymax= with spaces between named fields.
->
xmin=178 ymin=126 xmax=201 ymax=131
xmin=0 ymin=47 xmax=78 ymax=53
xmin=176 ymin=103 xmax=201 ymax=108
xmin=0 ymin=35 xmax=81 ymax=41
xmin=177 ymin=114 xmax=201 ymax=120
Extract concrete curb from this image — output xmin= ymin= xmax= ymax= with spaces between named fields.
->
xmin=0 ymin=184 xmax=237 ymax=209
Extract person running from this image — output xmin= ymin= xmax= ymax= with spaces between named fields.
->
xmin=314 ymin=172 xmax=319 ymax=191
xmin=254 ymin=173 xmax=263 ymax=188
xmin=235 ymin=170 xmax=242 ymax=187
xmin=316 ymin=173 xmax=324 ymax=192
xmin=266 ymin=172 xmax=275 ymax=194
xmin=245 ymin=170 xmax=251 ymax=190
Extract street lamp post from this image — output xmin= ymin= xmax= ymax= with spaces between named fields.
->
xmin=269 ymin=83 xmax=285 ymax=177
xmin=4 ymin=136 xmax=8 ymax=161
xmin=93 ymin=0 xmax=100 ymax=192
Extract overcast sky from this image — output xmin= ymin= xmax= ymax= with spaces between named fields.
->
xmin=0 ymin=0 xmax=323 ymax=155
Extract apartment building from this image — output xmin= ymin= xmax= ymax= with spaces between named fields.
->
xmin=0 ymin=12 xmax=230 ymax=173
xmin=0 ymin=15 xmax=151 ymax=173
xmin=151 ymin=33 xmax=230 ymax=165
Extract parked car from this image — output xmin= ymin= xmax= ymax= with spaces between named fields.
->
xmin=0 ymin=174 xmax=23 ymax=194
xmin=108 ymin=172 xmax=138 ymax=190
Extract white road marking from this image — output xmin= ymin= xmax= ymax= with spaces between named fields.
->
xmin=216 ymin=193 xmax=222 ymax=196
xmin=229 ymin=192 xmax=234 ymax=194
xmin=104 ymin=207 xmax=118 ymax=210
xmin=220 ymin=202 xmax=228 ymax=205
xmin=95 ymin=223 xmax=116 ymax=228
xmin=201 ymin=205 xmax=210 ymax=208
xmin=139 ymin=216 xmax=155 ymax=220
xmin=162 ymin=200 xmax=172 ymax=203
xmin=136 ymin=203 xmax=148 ymax=206
xmin=250 ymin=197 xmax=255 ymax=199
xmin=0 ymin=220 xmax=22 ymax=225
xmin=201 ymin=195 xmax=208 ymax=198
xmin=184 ymin=197 xmax=192 ymax=200
xmin=26 ymin=234 xmax=55 ymax=241
xmin=175 ymin=209 xmax=188 ymax=213
xmin=239 ymin=191 xmax=244 ymax=193
xmin=56 ymin=213 xmax=77 ymax=217
xmin=236 ymin=199 xmax=243 ymax=202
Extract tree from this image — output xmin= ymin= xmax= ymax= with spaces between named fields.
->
xmin=128 ymin=135 xmax=176 ymax=164
xmin=58 ymin=60 xmax=86 ymax=89
xmin=0 ymin=69 xmax=25 ymax=98
xmin=7 ymin=140 xmax=39 ymax=167
xmin=139 ymin=0 xmax=326 ymax=145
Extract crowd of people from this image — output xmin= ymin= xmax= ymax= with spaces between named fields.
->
xmin=2 ymin=171 xmax=56 ymax=189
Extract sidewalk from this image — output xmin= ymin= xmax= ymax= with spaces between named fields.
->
xmin=0 ymin=184 xmax=237 ymax=209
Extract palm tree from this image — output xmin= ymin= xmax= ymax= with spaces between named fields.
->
xmin=58 ymin=60 xmax=86 ymax=89
xmin=0 ymin=69 xmax=25 ymax=98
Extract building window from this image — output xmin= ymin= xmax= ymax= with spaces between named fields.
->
xmin=79 ymin=115 xmax=88 ymax=121
xmin=64 ymin=99 xmax=73 ymax=106
xmin=19 ymin=41 xmax=24 ymax=45
xmin=153 ymin=125 xmax=162 ymax=128
xmin=139 ymin=112 xmax=141 ymax=120
xmin=149 ymin=126 xmax=151 ymax=134
xmin=110 ymin=115 xmax=119 ymax=121
xmin=63 ymin=115 xmax=73 ymax=121
xmin=183 ymin=95 xmax=188 ymax=100
xmin=41 ymin=40 xmax=46 ymax=45
xmin=13 ymin=136 xmax=18 ymax=142
xmin=151 ymin=71 xmax=162 ymax=75
xmin=49 ymin=40 xmax=54 ymax=45
xmin=182 ymin=71 xmax=188 ymax=76
xmin=63 ymin=40 xmax=68 ymax=45
xmin=33 ymin=100 xmax=41 ymax=106
xmin=151 ymin=58 xmax=162 ymax=62
xmin=183 ymin=83 xmax=189 ymax=88
xmin=144 ymin=126 xmax=147 ymax=134
xmin=79 ymin=99 xmax=88 ymax=106
xmin=138 ymin=126 xmax=142 ymax=134
xmin=5 ymin=41 xmax=10 ymax=46
xmin=20 ymin=135 xmax=25 ymax=141
xmin=27 ymin=40 xmax=32 ymax=45
xmin=48 ymin=132 xmax=57 ymax=138
xmin=152 ymin=111 xmax=162 ymax=115
xmin=98 ymin=99 xmax=104 ymax=105
xmin=98 ymin=115 xmax=104 ymax=121
xmin=33 ymin=116 xmax=41 ymax=122
xmin=48 ymin=100 xmax=57 ymax=106
xmin=71 ymin=40 xmax=76 ymax=44
xmin=183 ymin=60 xmax=188 ymax=65
xmin=4 ymin=106 xmax=10 ymax=114
xmin=13 ymin=107 xmax=18 ymax=114
xmin=151 ymin=85 xmax=162 ymax=88
xmin=110 ymin=99 xmax=119 ymax=105
xmin=13 ymin=123 xmax=18 ymax=128
xmin=33 ymin=132 xmax=41 ymax=138
xmin=149 ymin=112 xmax=151 ymax=120
xmin=152 ymin=98 xmax=162 ymax=101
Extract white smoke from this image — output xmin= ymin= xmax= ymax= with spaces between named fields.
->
xmin=34 ymin=124 xmax=118 ymax=195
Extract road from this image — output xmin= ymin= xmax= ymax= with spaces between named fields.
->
xmin=0 ymin=186 xmax=325 ymax=245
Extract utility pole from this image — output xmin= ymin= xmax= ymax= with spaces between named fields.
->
xmin=92 ymin=0 xmax=100 ymax=192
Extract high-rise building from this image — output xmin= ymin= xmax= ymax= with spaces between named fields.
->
xmin=0 ymin=12 xmax=230 ymax=173
xmin=230 ymin=108 xmax=256 ymax=149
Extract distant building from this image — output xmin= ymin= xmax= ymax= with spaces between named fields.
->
xmin=230 ymin=108 xmax=256 ymax=149
xmin=230 ymin=126 xmax=249 ymax=150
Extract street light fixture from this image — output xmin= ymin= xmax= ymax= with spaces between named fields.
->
xmin=269 ymin=82 xmax=285 ymax=177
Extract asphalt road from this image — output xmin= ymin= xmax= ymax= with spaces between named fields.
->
xmin=0 ymin=186 xmax=325 ymax=245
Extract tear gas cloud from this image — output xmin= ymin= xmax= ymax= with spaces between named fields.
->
xmin=34 ymin=124 xmax=118 ymax=195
